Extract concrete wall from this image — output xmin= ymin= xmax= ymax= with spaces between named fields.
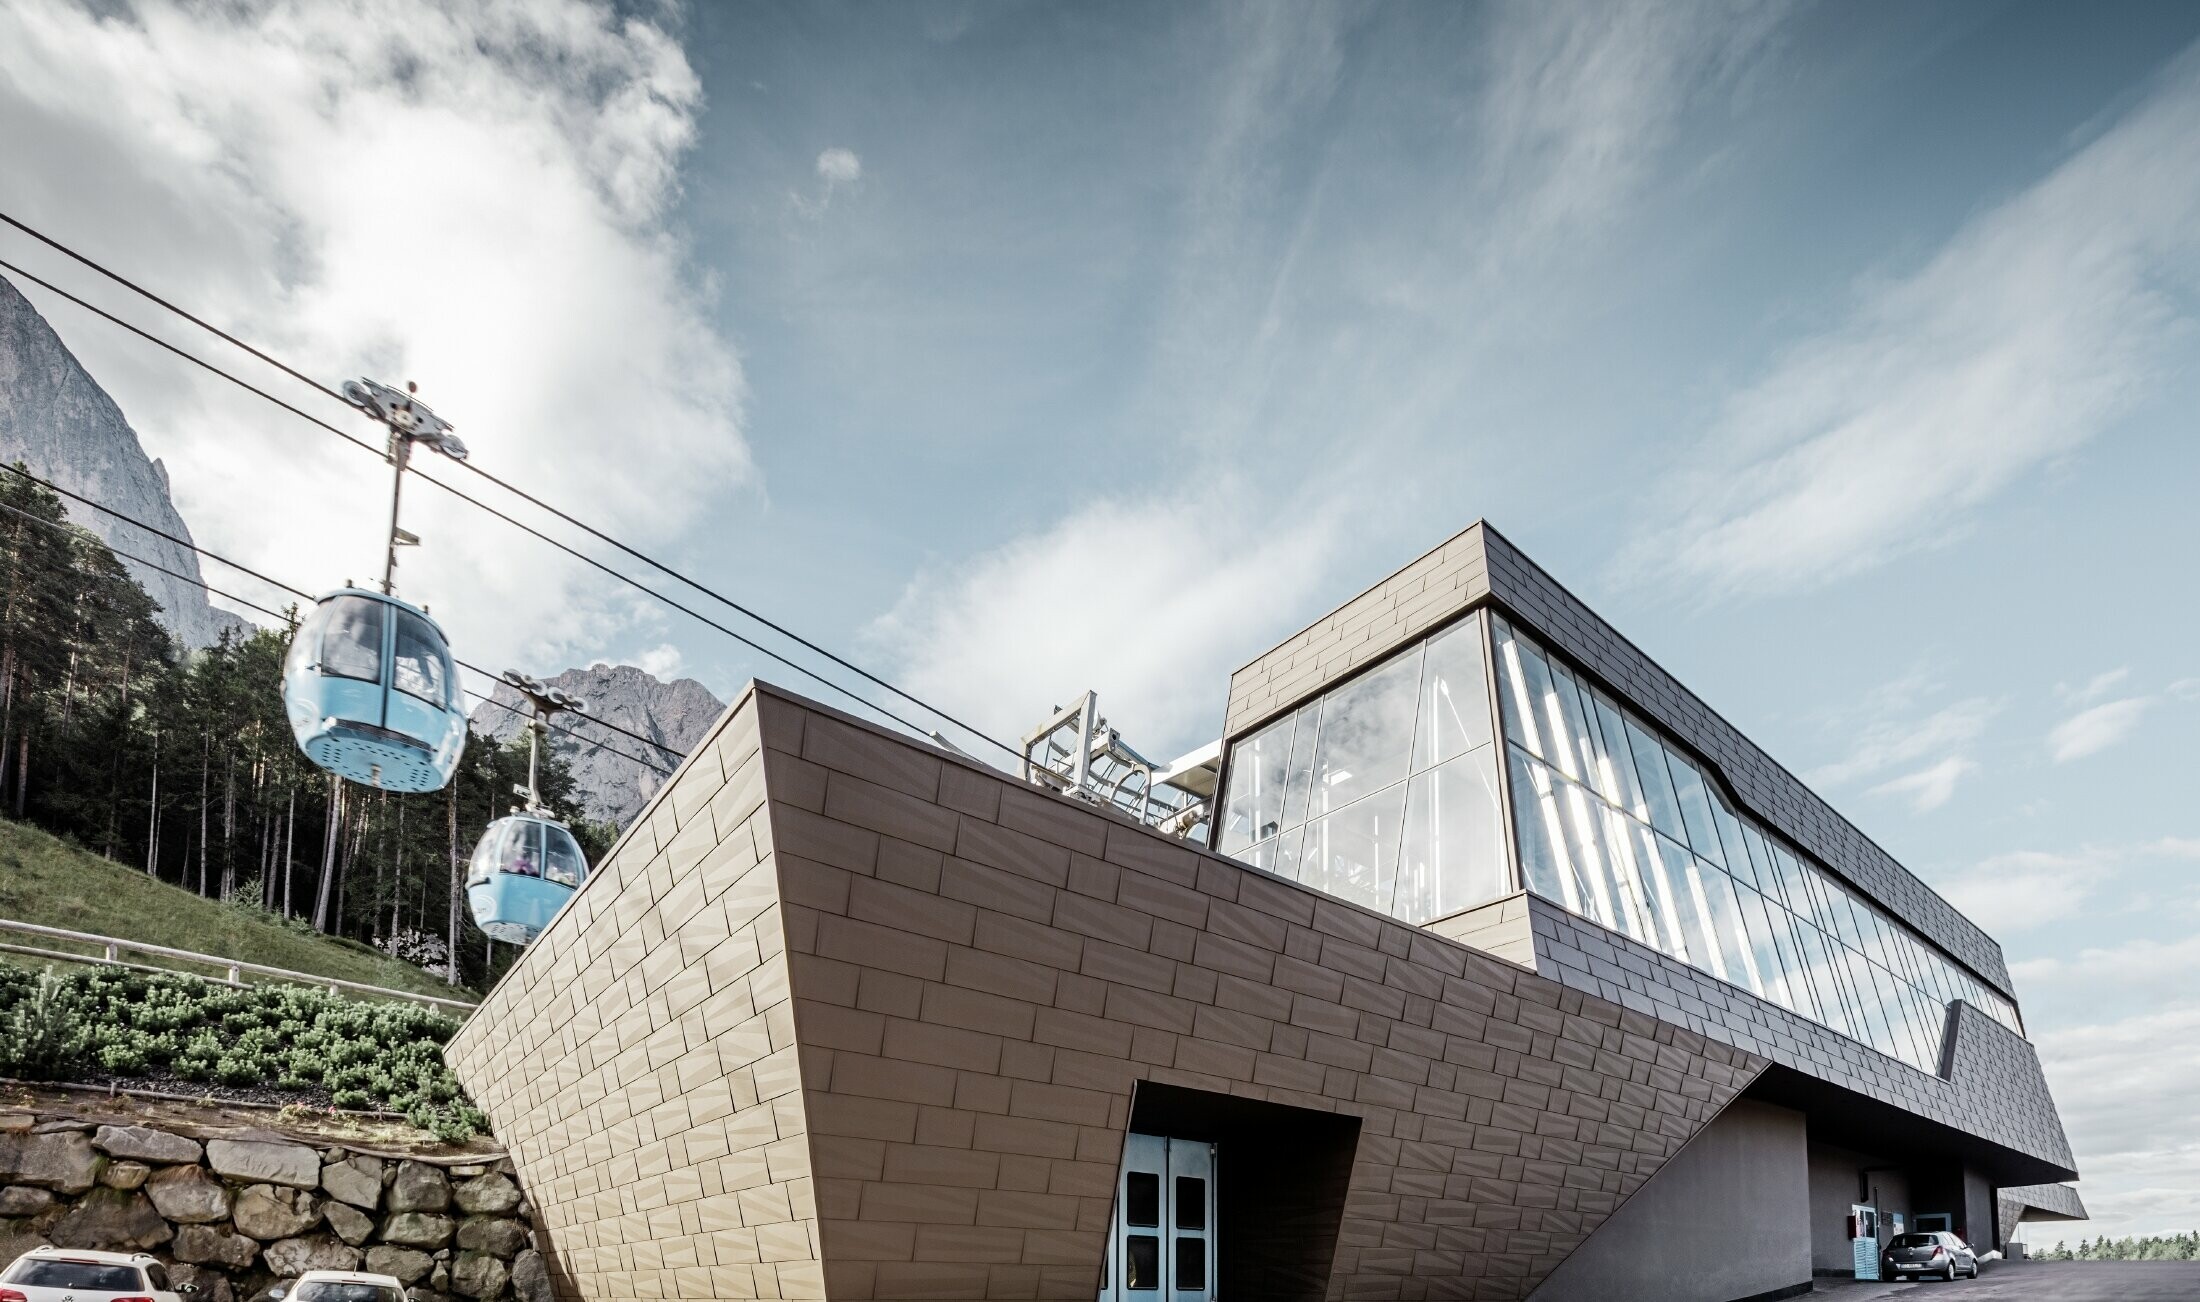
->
xmin=1527 ymin=1099 xmax=1810 ymax=1302
xmin=1806 ymin=1144 xmax=1860 ymax=1274
xmin=1805 ymin=1143 xmax=1919 ymax=1275
xmin=450 ymin=684 xmax=1772 ymax=1302
xmin=1963 ymin=1168 xmax=1995 ymax=1254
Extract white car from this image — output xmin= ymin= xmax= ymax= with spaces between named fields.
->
xmin=270 ymin=1272 xmax=406 ymax=1302
xmin=0 ymin=1247 xmax=193 ymax=1302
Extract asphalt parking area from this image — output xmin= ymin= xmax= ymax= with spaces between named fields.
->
xmin=1815 ymin=1260 xmax=2200 ymax=1299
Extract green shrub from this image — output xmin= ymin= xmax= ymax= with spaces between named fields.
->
xmin=0 ymin=968 xmax=92 ymax=1079
xmin=0 ymin=962 xmax=483 ymax=1138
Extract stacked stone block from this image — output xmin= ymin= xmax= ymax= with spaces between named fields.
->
xmin=0 ymin=1114 xmax=542 ymax=1302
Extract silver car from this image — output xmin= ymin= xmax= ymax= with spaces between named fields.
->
xmin=1883 ymin=1230 xmax=1979 ymax=1281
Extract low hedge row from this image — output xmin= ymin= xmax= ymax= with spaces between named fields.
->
xmin=0 ymin=963 xmax=488 ymax=1140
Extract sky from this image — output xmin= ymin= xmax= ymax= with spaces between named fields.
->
xmin=3 ymin=0 xmax=2199 ymax=1244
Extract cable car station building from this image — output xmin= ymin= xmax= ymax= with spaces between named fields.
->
xmin=446 ymin=523 xmax=2081 ymax=1302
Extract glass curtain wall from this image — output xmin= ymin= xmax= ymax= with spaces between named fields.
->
xmin=1215 ymin=612 xmax=1508 ymax=925
xmin=1490 ymin=614 xmax=2022 ymax=1076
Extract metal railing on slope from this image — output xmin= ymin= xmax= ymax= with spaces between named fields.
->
xmin=0 ymin=917 xmax=477 ymax=1013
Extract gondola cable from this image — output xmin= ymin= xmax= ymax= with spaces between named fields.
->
xmin=0 ymin=468 xmax=677 ymax=775
xmin=0 ymin=215 xmax=1023 ymax=762
xmin=0 ymin=250 xmax=968 ymax=752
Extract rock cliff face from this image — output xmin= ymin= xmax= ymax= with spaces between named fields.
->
xmin=469 ymin=664 xmax=723 ymax=828
xmin=0 ymin=274 xmax=250 ymax=649
xmin=0 ymin=1113 xmax=546 ymax=1302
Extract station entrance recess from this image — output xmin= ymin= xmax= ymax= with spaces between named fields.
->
xmin=1101 ymin=1133 xmax=1217 ymax=1302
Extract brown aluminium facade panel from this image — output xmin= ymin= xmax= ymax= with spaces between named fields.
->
xmin=451 ymin=682 xmax=1769 ymax=1302
xmin=446 ymin=687 xmax=827 ymax=1302
xmin=1218 ymin=521 xmax=2013 ymax=997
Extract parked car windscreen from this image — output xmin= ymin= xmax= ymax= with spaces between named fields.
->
xmin=294 ymin=1283 xmax=405 ymax=1302
xmin=1889 ymin=1234 xmax=1939 ymax=1249
xmin=3 ymin=1261 xmax=147 ymax=1291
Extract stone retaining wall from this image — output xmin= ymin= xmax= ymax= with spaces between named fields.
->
xmin=0 ymin=1112 xmax=547 ymax=1302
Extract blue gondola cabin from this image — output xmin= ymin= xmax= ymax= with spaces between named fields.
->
xmin=282 ymin=588 xmax=466 ymax=793
xmin=467 ymin=814 xmax=588 ymax=944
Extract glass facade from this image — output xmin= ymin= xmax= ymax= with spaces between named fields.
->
xmin=1490 ymin=614 xmax=2022 ymax=1074
xmin=1214 ymin=612 xmax=1508 ymax=925
xmin=1217 ymin=601 xmax=2027 ymax=1080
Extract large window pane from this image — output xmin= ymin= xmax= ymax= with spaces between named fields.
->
xmin=1624 ymin=718 xmax=1689 ymax=843
xmin=1666 ymin=753 xmax=1728 ymax=869
xmin=1842 ymin=947 xmax=1893 ymax=1057
xmin=1740 ymin=824 xmax=1779 ymax=900
xmin=1632 ymin=824 xmax=1691 ymax=962
xmin=1769 ymin=902 xmax=1815 ymax=1016
xmin=1597 ymin=804 xmax=1660 ymax=947
xmin=1542 ymin=663 xmax=1601 ymax=786
xmin=1307 ymin=649 xmax=1421 ymax=813
xmin=1649 ymin=833 xmax=1717 ymax=974
xmin=319 ymin=595 xmax=384 ymax=683
xmin=1768 ymin=845 xmax=1811 ymax=914
xmin=1736 ymin=885 xmax=1792 ymax=1009
xmin=392 ymin=608 xmax=453 ymax=707
xmin=1587 ymin=692 xmax=1650 ymax=822
xmin=1509 ymin=748 xmax=1571 ymax=907
xmin=1216 ymin=711 xmax=1297 ymax=854
xmin=1412 ymin=616 xmax=1492 ymax=772
xmin=1698 ymin=863 xmax=1759 ymax=994
xmin=1493 ymin=620 xmax=1548 ymax=759
xmin=1395 ymin=747 xmax=1507 ymax=922
xmin=1297 ymin=784 xmax=1408 ymax=914
xmin=1554 ymin=779 xmax=1624 ymax=933
xmin=1796 ymin=926 xmax=1852 ymax=1037
xmin=1235 ymin=826 xmax=1302 ymax=879
xmin=1278 ymin=703 xmax=1322 ymax=829
xmin=1711 ymin=798 xmax=1754 ymax=889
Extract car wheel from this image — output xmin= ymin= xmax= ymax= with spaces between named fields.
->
xmin=1946 ymin=1262 xmax=1958 ymax=1281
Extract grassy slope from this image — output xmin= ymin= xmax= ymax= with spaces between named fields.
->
xmin=0 ymin=818 xmax=467 ymax=1001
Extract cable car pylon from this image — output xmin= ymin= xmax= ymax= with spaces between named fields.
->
xmin=280 ymin=379 xmax=470 ymax=793
xmin=466 ymin=672 xmax=594 ymax=945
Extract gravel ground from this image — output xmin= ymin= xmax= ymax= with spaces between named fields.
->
xmin=1814 ymin=1259 xmax=2200 ymax=1300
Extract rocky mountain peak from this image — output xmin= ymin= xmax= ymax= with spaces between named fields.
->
xmin=469 ymin=663 xmax=725 ymax=828
xmin=0 ymin=274 xmax=249 ymax=649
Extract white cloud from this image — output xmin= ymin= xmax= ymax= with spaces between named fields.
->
xmin=1934 ymin=851 xmax=2102 ymax=936
xmin=1806 ymin=696 xmax=1999 ymax=788
xmin=816 ymin=147 xmax=862 ymax=186
xmin=794 ymin=146 xmax=863 ymax=216
xmin=866 ymin=5 xmax=1801 ymax=760
xmin=633 ymin=643 xmax=686 ymax=681
xmin=2013 ymin=931 xmax=2200 ymax=1029
xmin=1865 ymin=756 xmax=1973 ymax=812
xmin=1626 ymin=45 xmax=2200 ymax=595
xmin=2058 ymin=667 xmax=2130 ymax=704
xmin=867 ymin=485 xmax=1346 ymax=759
xmin=1467 ymin=0 xmax=1790 ymax=267
xmin=0 ymin=0 xmax=746 ymax=682
xmin=2169 ymin=677 xmax=2200 ymax=703
xmin=2031 ymin=1002 xmax=2200 ymax=1241
xmin=2048 ymin=696 xmax=2154 ymax=762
